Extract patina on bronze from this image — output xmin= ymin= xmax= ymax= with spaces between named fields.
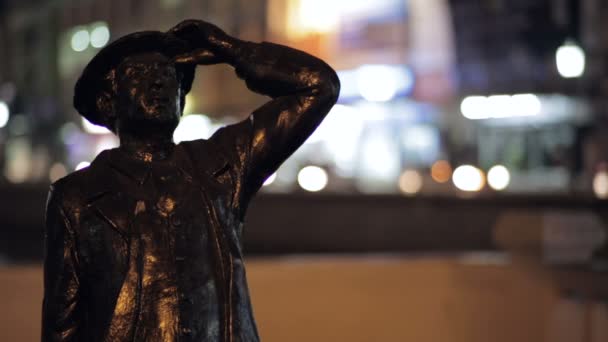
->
xmin=42 ymin=19 xmax=340 ymax=341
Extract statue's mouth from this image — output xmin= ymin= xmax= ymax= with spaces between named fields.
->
xmin=148 ymin=94 xmax=172 ymax=105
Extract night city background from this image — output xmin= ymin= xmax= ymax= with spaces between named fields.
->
xmin=1 ymin=0 xmax=608 ymax=341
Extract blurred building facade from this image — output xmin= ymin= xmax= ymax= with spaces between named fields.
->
xmin=0 ymin=0 xmax=608 ymax=198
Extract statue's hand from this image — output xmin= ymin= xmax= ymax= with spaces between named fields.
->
xmin=173 ymin=49 xmax=222 ymax=65
xmin=169 ymin=19 xmax=231 ymax=53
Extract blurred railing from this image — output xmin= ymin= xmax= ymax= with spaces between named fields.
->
xmin=1 ymin=183 xmax=607 ymax=263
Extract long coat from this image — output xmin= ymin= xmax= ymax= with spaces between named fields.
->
xmin=42 ymin=41 xmax=340 ymax=341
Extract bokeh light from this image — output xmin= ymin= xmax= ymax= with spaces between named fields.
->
xmin=398 ymin=169 xmax=423 ymax=195
xmin=95 ymin=135 xmax=120 ymax=155
xmin=452 ymin=165 xmax=485 ymax=192
xmin=4 ymin=138 xmax=31 ymax=183
xmin=0 ymin=101 xmax=9 ymax=128
xmin=263 ymin=172 xmax=277 ymax=186
xmin=82 ymin=117 xmax=111 ymax=135
xmin=593 ymin=171 xmax=608 ymax=199
xmin=357 ymin=65 xmax=397 ymax=102
xmin=297 ymin=0 xmax=340 ymax=34
xmin=461 ymin=94 xmax=541 ymax=120
xmin=431 ymin=160 xmax=452 ymax=183
xmin=556 ymin=41 xmax=586 ymax=78
xmin=75 ymin=161 xmax=91 ymax=171
xmin=173 ymin=114 xmax=212 ymax=143
xmin=297 ymin=166 xmax=328 ymax=192
xmin=487 ymin=165 xmax=510 ymax=191
xmin=71 ymin=28 xmax=90 ymax=52
xmin=90 ymin=23 xmax=110 ymax=48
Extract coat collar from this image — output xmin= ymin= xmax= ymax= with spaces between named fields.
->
xmin=90 ymin=139 xmax=230 ymax=187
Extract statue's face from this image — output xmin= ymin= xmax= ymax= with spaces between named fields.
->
xmin=114 ymin=52 xmax=182 ymax=134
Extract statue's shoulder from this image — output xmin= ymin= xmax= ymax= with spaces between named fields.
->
xmin=49 ymin=165 xmax=96 ymax=213
xmin=51 ymin=145 xmax=120 ymax=211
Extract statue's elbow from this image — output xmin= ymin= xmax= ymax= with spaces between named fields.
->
xmin=316 ymin=68 xmax=340 ymax=105
xmin=327 ymin=69 xmax=341 ymax=104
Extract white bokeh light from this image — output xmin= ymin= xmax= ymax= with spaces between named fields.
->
xmin=511 ymin=94 xmax=542 ymax=117
xmin=398 ymin=169 xmax=423 ymax=195
xmin=452 ymin=165 xmax=485 ymax=192
xmin=75 ymin=161 xmax=91 ymax=171
xmin=173 ymin=114 xmax=212 ymax=143
xmin=593 ymin=171 xmax=608 ymax=199
xmin=460 ymin=96 xmax=488 ymax=120
xmin=357 ymin=65 xmax=404 ymax=102
xmin=71 ymin=28 xmax=90 ymax=52
xmin=263 ymin=172 xmax=277 ymax=186
xmin=461 ymin=94 xmax=542 ymax=120
xmin=305 ymin=104 xmax=363 ymax=176
xmin=556 ymin=41 xmax=585 ymax=78
xmin=82 ymin=117 xmax=111 ymax=135
xmin=90 ymin=23 xmax=110 ymax=48
xmin=298 ymin=0 xmax=340 ymax=34
xmin=0 ymin=101 xmax=9 ymax=128
xmin=297 ymin=166 xmax=328 ymax=192
xmin=95 ymin=135 xmax=120 ymax=155
xmin=487 ymin=165 xmax=510 ymax=191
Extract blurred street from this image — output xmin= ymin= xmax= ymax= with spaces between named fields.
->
xmin=2 ymin=255 xmax=608 ymax=342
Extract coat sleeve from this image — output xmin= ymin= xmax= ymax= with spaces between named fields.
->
xmin=41 ymin=185 xmax=81 ymax=341
xmin=208 ymin=41 xmax=340 ymax=210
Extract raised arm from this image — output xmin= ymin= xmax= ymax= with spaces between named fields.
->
xmin=42 ymin=186 xmax=81 ymax=341
xmin=170 ymin=20 xmax=340 ymax=200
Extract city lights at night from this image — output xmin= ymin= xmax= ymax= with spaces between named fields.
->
xmin=460 ymin=94 xmax=542 ymax=120
xmin=398 ymin=169 xmax=423 ymax=195
xmin=89 ymin=22 xmax=110 ymax=48
xmin=452 ymin=165 xmax=485 ymax=192
xmin=70 ymin=28 xmax=90 ymax=52
xmin=431 ymin=160 xmax=452 ymax=184
xmin=263 ymin=172 xmax=277 ymax=186
xmin=593 ymin=171 xmax=608 ymax=199
xmin=81 ymin=117 xmax=111 ymax=135
xmin=487 ymin=165 xmax=511 ymax=191
xmin=297 ymin=166 xmax=328 ymax=192
xmin=173 ymin=114 xmax=214 ymax=143
xmin=75 ymin=161 xmax=91 ymax=171
xmin=0 ymin=101 xmax=9 ymax=128
xmin=556 ymin=40 xmax=586 ymax=78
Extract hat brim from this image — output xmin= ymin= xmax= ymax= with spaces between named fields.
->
xmin=73 ymin=31 xmax=195 ymax=128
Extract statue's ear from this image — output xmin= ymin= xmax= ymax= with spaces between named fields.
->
xmin=95 ymin=90 xmax=116 ymax=131
xmin=94 ymin=69 xmax=117 ymax=131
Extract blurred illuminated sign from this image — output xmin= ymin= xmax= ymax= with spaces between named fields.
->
xmin=338 ymin=65 xmax=415 ymax=102
xmin=337 ymin=0 xmax=408 ymax=50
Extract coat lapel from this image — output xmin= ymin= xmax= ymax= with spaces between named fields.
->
xmin=85 ymin=149 xmax=142 ymax=241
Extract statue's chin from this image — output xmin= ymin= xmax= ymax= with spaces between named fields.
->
xmin=119 ymin=114 xmax=179 ymax=138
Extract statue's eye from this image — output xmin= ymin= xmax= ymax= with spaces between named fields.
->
xmin=125 ymin=67 xmax=134 ymax=76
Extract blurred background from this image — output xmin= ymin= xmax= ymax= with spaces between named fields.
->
xmin=1 ymin=0 xmax=608 ymax=341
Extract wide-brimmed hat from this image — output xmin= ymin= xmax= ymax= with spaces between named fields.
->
xmin=73 ymin=30 xmax=195 ymax=128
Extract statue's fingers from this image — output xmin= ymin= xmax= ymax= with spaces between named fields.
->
xmin=173 ymin=53 xmax=197 ymax=64
xmin=192 ymin=49 xmax=222 ymax=65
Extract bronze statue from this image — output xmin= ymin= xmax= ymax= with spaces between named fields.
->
xmin=42 ymin=19 xmax=339 ymax=341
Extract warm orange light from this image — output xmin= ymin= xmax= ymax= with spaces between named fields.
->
xmin=431 ymin=160 xmax=452 ymax=183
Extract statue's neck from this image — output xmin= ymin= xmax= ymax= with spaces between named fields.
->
xmin=118 ymin=131 xmax=175 ymax=163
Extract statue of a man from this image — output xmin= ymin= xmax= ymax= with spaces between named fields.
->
xmin=42 ymin=19 xmax=339 ymax=341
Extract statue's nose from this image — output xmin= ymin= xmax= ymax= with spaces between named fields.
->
xmin=151 ymin=77 xmax=164 ymax=91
